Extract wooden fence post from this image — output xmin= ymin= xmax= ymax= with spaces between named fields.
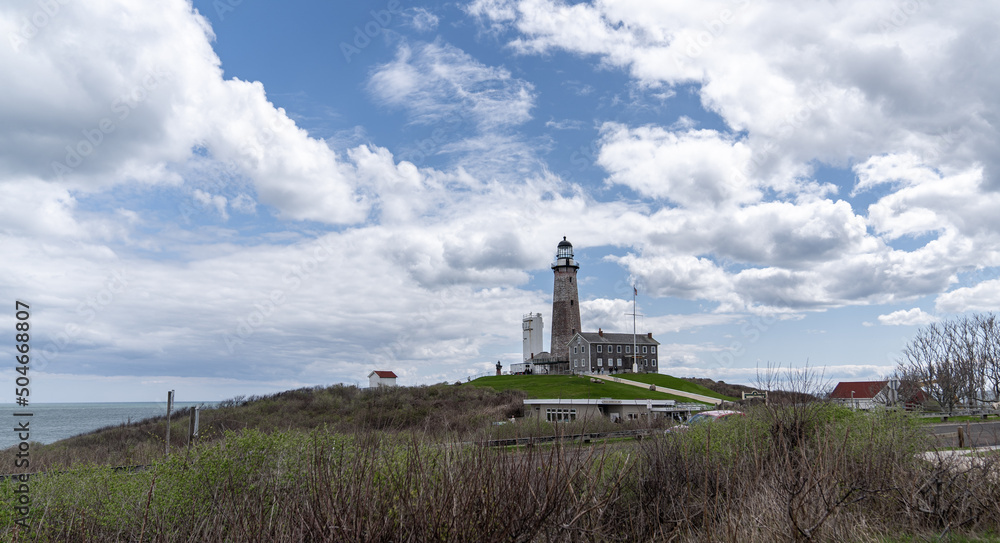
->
xmin=188 ymin=406 xmax=200 ymax=450
xmin=166 ymin=390 xmax=174 ymax=455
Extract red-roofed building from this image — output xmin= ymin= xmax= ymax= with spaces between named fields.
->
xmin=368 ymin=370 xmax=398 ymax=388
xmin=830 ymin=380 xmax=925 ymax=409
xmin=830 ymin=381 xmax=888 ymax=409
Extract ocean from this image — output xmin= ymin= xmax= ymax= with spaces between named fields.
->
xmin=0 ymin=402 xmax=213 ymax=449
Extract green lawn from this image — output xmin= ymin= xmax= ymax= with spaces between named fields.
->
xmin=613 ymin=373 xmax=739 ymax=401
xmin=470 ymin=375 xmax=710 ymax=403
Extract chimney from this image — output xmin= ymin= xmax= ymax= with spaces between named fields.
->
xmin=599 ymin=328 xmax=603 ymax=337
xmin=647 ymin=332 xmax=652 ymax=339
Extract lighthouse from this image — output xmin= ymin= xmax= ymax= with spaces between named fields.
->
xmin=550 ymin=237 xmax=582 ymax=361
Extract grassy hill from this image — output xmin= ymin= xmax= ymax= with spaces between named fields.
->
xmin=613 ymin=373 xmax=740 ymax=401
xmin=1 ymin=383 xmax=527 ymax=472
xmin=470 ymin=374 xmax=711 ymax=403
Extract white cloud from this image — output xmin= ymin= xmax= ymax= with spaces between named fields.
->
xmin=545 ymin=118 xmax=583 ymax=130
xmin=368 ymin=40 xmax=535 ymax=130
xmin=230 ymin=193 xmax=257 ymax=214
xmin=936 ymin=279 xmax=1000 ymax=314
xmin=876 ymin=308 xmax=937 ymax=326
xmin=465 ymin=0 xmax=521 ymax=37
xmin=408 ymin=7 xmax=440 ymax=32
xmin=582 ymin=298 xmax=742 ymax=335
xmin=479 ymin=0 xmax=1000 ymax=178
xmin=597 ymin=123 xmax=758 ymax=208
xmin=367 ymin=39 xmax=543 ymax=178
xmin=192 ymin=189 xmax=228 ymax=220
xmin=0 ymin=0 xmax=369 ymax=225
xmin=459 ymin=0 xmax=1000 ymax=320
xmin=855 ymin=154 xmax=1000 ymax=242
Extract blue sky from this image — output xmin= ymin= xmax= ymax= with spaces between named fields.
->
xmin=3 ymin=0 xmax=1000 ymax=402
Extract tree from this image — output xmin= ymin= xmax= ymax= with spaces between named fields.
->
xmin=975 ymin=313 xmax=1000 ymax=404
xmin=945 ymin=316 xmax=985 ymax=407
xmin=897 ymin=312 xmax=1000 ymax=412
xmin=899 ymin=321 xmax=961 ymax=413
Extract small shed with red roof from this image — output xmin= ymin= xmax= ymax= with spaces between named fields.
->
xmin=368 ymin=370 xmax=398 ymax=388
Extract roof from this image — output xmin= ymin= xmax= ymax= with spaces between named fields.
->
xmin=524 ymin=398 xmax=676 ymax=406
xmin=369 ymin=370 xmax=398 ymax=379
xmin=829 ymin=381 xmax=887 ymax=400
xmin=572 ymin=332 xmax=660 ymax=345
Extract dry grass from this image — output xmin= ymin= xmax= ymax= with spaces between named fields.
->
xmin=2 ymin=399 xmax=998 ymax=542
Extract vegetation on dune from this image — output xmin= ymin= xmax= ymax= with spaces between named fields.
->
xmin=680 ymin=376 xmax=758 ymax=398
xmin=613 ymin=372 xmax=739 ymax=401
xmin=0 ymin=383 xmax=527 ymax=472
xmin=470 ymin=374 xmax=710 ymax=403
xmin=2 ymin=397 xmax=998 ymax=542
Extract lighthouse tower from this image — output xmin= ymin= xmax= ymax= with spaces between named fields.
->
xmin=550 ymin=237 xmax=582 ymax=361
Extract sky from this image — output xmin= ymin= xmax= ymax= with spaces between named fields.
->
xmin=2 ymin=0 xmax=1000 ymax=403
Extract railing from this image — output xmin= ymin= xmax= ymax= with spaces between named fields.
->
xmin=464 ymin=371 xmax=511 ymax=382
xmin=480 ymin=428 xmax=658 ymax=448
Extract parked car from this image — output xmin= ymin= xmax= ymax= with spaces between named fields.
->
xmin=668 ymin=410 xmax=744 ymax=432
xmin=687 ymin=410 xmax=744 ymax=424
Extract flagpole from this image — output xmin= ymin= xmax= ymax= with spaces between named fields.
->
xmin=632 ymin=285 xmax=638 ymax=373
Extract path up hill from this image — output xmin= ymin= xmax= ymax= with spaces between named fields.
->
xmin=471 ymin=374 xmax=714 ymax=404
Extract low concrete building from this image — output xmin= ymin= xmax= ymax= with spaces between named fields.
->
xmin=368 ymin=370 xmax=398 ymax=388
xmin=524 ymin=398 xmax=703 ymax=422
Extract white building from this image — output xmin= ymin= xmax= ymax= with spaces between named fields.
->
xmin=368 ymin=370 xmax=398 ymax=388
xmin=522 ymin=312 xmax=543 ymax=361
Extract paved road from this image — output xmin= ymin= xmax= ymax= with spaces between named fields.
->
xmin=927 ymin=420 xmax=1000 ymax=448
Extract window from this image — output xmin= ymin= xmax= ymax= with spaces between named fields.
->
xmin=546 ymin=408 xmax=577 ymax=422
xmin=642 ymin=346 xmax=647 ymax=354
xmin=598 ymin=358 xmax=603 ymax=367
xmin=651 ymin=346 xmax=656 ymax=354
xmin=573 ymin=359 xmax=577 ymax=367
xmin=617 ymin=358 xmax=622 ymax=366
xmin=617 ymin=345 xmax=622 ymax=353
xmin=581 ymin=345 xmax=586 ymax=353
xmin=626 ymin=346 xmax=630 ymax=353
xmin=573 ymin=346 xmax=577 ymax=354
xmin=597 ymin=345 xmax=602 ymax=353
xmin=652 ymin=359 xmax=657 ymax=366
